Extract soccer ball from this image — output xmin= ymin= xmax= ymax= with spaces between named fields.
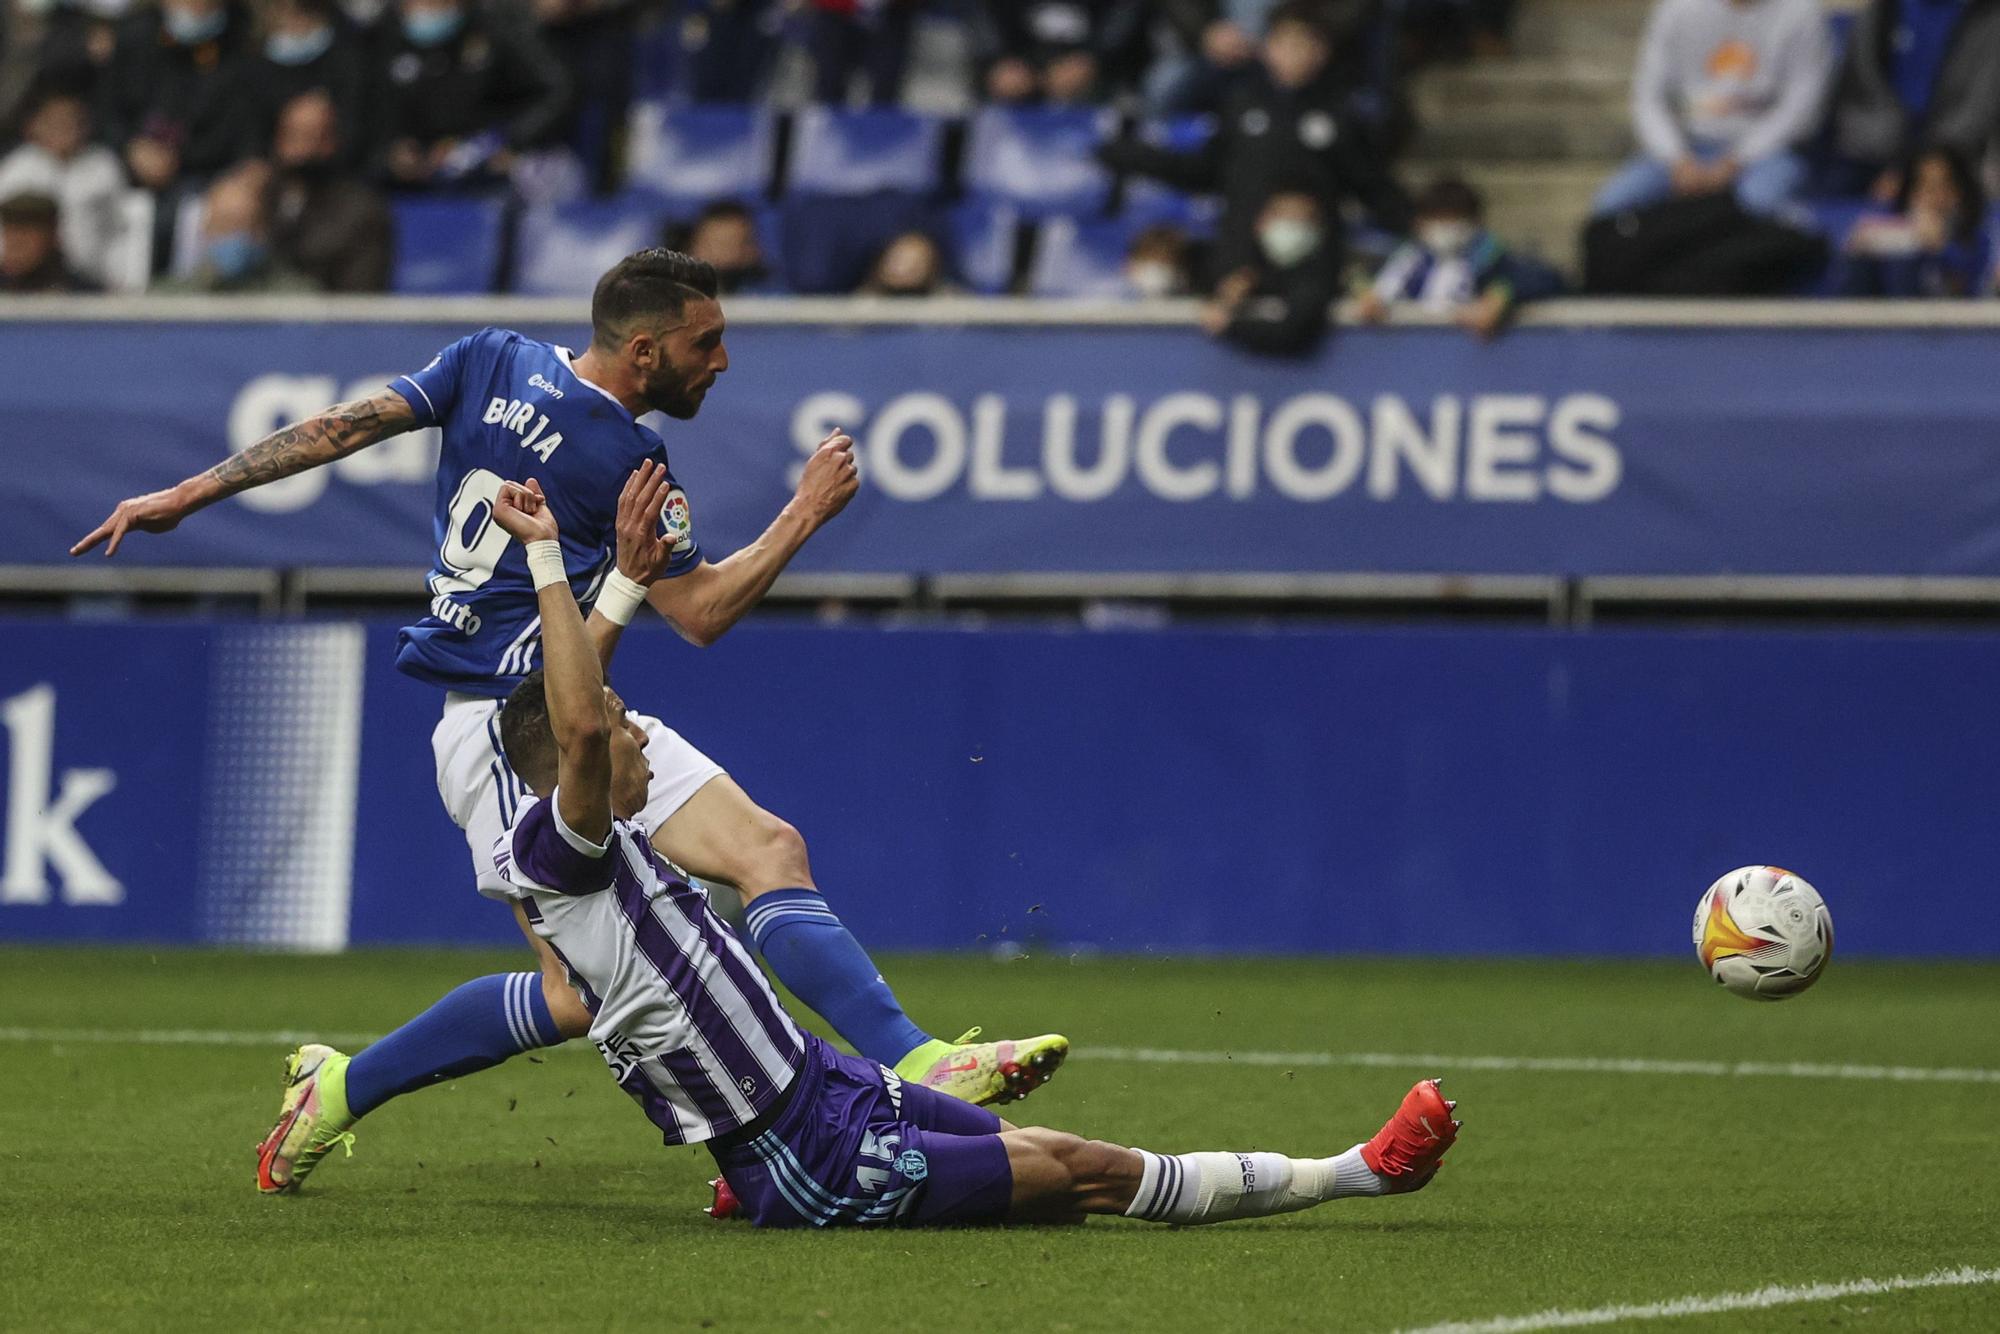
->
xmin=1692 ymin=866 xmax=1833 ymax=1000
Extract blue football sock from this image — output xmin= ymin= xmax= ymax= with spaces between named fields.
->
xmin=744 ymin=889 xmax=932 ymax=1067
xmin=344 ymin=972 xmax=562 ymax=1118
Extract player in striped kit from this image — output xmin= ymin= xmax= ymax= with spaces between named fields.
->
xmin=69 ymin=249 xmax=1066 ymax=1193
xmin=258 ymin=475 xmax=1462 ymax=1227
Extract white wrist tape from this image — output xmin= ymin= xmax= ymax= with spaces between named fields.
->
xmin=524 ymin=540 xmax=567 ymax=591
xmin=595 ymin=569 xmax=650 ymax=626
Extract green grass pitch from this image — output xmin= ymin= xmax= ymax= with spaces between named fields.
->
xmin=3 ymin=949 xmax=1997 ymax=1332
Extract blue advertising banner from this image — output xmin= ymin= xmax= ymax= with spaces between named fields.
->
xmin=7 ymin=318 xmax=2000 ymax=577
xmin=6 ymin=617 xmax=1999 ymax=957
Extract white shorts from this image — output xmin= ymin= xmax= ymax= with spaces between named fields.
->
xmin=434 ymin=691 xmax=726 ymax=899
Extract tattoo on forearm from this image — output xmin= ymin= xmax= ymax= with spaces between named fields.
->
xmin=205 ymin=393 xmax=410 ymax=493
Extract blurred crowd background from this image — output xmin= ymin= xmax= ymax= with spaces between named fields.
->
xmin=0 ymin=0 xmax=1995 ymax=344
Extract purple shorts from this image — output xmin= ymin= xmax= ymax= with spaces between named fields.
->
xmin=709 ymin=1035 xmax=1013 ymax=1228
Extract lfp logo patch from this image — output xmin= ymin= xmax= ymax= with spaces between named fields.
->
xmin=659 ymin=486 xmax=694 ymax=556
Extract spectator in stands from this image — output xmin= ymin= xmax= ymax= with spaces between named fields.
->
xmin=1592 ymin=0 xmax=1833 ymax=219
xmin=266 ymin=91 xmax=392 ymax=292
xmin=531 ymin=0 xmax=640 ymax=187
xmin=1399 ymin=0 xmax=1519 ymax=64
xmin=1146 ymin=1 xmax=1381 ymax=115
xmin=670 ymin=0 xmax=783 ymax=103
xmin=1200 ymin=187 xmax=1340 ymax=353
xmin=1832 ymin=145 xmax=1991 ymax=296
xmin=0 ymin=191 xmax=99 ymax=292
xmin=1102 ymin=1 xmax=1409 ymax=279
xmin=807 ymin=0 xmax=921 ymax=106
xmin=160 ymin=162 xmax=315 ymax=292
xmin=0 ymin=87 xmax=126 ymax=286
xmin=375 ymin=0 xmax=571 ymax=189
xmin=20 ymin=0 xmax=125 ymax=109
xmin=1825 ymin=0 xmax=2000 ymax=200
xmin=976 ymin=1 xmax=1151 ymax=104
xmin=1122 ymin=223 xmax=1195 ymax=297
xmin=678 ymin=200 xmax=776 ymax=295
xmin=99 ymin=0 xmax=259 ymax=192
xmin=1355 ymin=177 xmax=1538 ymax=338
xmin=861 ymin=229 xmax=953 ymax=296
xmin=248 ymin=0 xmax=372 ymax=167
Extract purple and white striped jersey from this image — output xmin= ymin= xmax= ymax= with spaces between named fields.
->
xmin=491 ymin=792 xmax=805 ymax=1144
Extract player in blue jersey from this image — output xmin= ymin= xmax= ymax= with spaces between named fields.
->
xmin=70 ymin=249 xmax=1068 ymax=1193
xmin=252 ymin=473 xmax=1461 ymax=1226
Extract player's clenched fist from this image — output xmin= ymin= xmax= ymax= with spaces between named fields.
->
xmin=492 ymin=478 xmax=560 ymax=543
xmin=793 ymin=429 xmax=859 ymax=525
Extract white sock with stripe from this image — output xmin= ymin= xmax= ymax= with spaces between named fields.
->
xmin=1123 ymin=1145 xmax=1383 ymax=1224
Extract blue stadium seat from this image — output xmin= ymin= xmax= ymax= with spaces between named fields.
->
xmin=1123 ymin=115 xmax=1221 ymax=233
xmin=963 ymin=106 xmax=1114 ymax=218
xmin=510 ymin=195 xmax=669 ymax=297
xmin=947 ymin=201 xmax=1021 ymax=294
xmin=774 ymin=193 xmax=931 ymax=294
xmin=625 ymin=103 xmax=778 ymax=216
xmin=1028 ymin=216 xmax=1141 ymax=299
xmin=391 ymin=195 xmax=508 ymax=295
xmin=788 ymin=107 xmax=945 ymax=197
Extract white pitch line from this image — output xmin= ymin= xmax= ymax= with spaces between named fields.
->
xmin=1395 ymin=1265 xmax=2000 ymax=1334
xmin=3 ymin=1029 xmax=1998 ymax=1086
xmin=1089 ymin=1046 xmax=2000 ymax=1085
xmin=0 ymin=1026 xmax=388 ymax=1049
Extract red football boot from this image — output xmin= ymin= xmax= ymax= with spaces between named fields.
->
xmin=1358 ymin=1078 xmax=1459 ymax=1193
xmin=704 ymin=1176 xmax=743 ymax=1220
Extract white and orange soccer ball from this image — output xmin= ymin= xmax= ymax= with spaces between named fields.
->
xmin=1692 ymin=866 xmax=1833 ymax=1000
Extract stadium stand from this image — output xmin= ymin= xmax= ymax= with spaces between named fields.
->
xmin=389 ymin=195 xmax=509 ymax=296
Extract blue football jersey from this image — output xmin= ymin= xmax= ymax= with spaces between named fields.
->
xmin=388 ymin=328 xmax=702 ymax=697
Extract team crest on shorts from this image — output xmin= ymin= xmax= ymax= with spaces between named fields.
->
xmin=659 ymin=486 xmax=694 ymax=555
xmin=893 ymin=1149 xmax=928 ymax=1181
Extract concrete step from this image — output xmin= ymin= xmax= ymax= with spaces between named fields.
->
xmin=1510 ymin=0 xmax=1652 ymax=62
xmin=1411 ymin=61 xmax=1631 ymax=162
xmin=1413 ymin=108 xmax=1631 ymax=161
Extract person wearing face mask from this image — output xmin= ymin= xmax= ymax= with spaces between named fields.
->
xmin=1833 ymin=145 xmax=1991 ymax=297
xmin=1100 ymin=1 xmax=1409 ymax=283
xmin=1356 ymin=177 xmax=1542 ymax=340
xmin=250 ymin=0 xmax=371 ymax=169
xmin=1201 ymin=188 xmax=1343 ymax=354
xmin=680 ymin=201 xmax=779 ymax=295
xmin=159 ymin=162 xmax=314 ymax=292
xmin=99 ymin=0 xmax=257 ymax=193
xmin=1122 ymin=225 xmax=1194 ymax=299
xmin=23 ymin=0 xmax=130 ymax=109
xmin=376 ymin=0 xmax=571 ymax=188
xmin=264 ymin=90 xmax=392 ymax=291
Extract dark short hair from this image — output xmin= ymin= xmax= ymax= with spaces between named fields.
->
xmin=589 ymin=248 xmax=720 ymax=349
xmin=1267 ymin=0 xmax=1335 ymax=41
xmin=0 ymin=192 xmax=59 ymax=229
xmin=1416 ymin=177 xmax=1483 ymax=220
xmin=1902 ymin=146 xmax=1984 ymax=244
xmin=498 ymin=669 xmax=558 ymax=792
xmin=692 ymin=200 xmax=754 ymax=230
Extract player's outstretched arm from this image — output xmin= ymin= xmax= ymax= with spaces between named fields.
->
xmin=645 ymin=428 xmax=859 ymax=647
xmin=586 ymin=460 xmax=676 ymax=671
xmin=491 ymin=477 xmax=614 ymax=845
xmin=69 ymin=389 xmax=417 ymax=557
